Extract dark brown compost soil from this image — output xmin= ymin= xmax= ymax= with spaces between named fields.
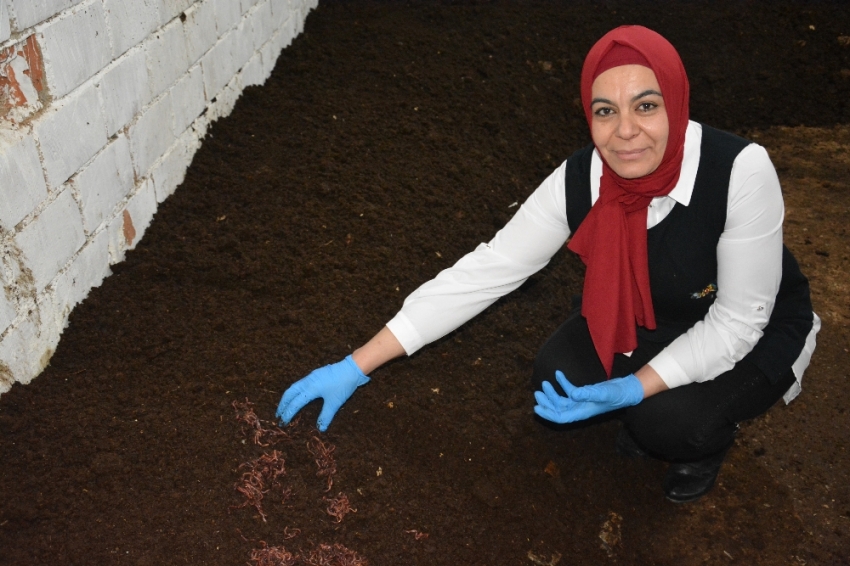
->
xmin=2 ymin=2 xmax=850 ymax=565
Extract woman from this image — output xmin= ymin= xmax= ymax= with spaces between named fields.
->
xmin=277 ymin=26 xmax=820 ymax=503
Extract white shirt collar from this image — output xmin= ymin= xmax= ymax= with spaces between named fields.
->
xmin=590 ymin=120 xmax=703 ymax=206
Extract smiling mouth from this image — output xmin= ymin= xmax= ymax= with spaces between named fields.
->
xmin=614 ymin=148 xmax=647 ymax=161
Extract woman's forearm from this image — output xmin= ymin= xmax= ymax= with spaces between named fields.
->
xmin=351 ymin=326 xmax=406 ymax=374
xmin=635 ymin=364 xmax=669 ymax=398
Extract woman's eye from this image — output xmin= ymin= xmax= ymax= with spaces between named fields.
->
xmin=593 ymin=107 xmax=614 ymax=117
xmin=637 ymin=102 xmax=657 ymax=113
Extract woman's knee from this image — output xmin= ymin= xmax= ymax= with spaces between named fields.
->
xmin=625 ymin=391 xmax=736 ymax=461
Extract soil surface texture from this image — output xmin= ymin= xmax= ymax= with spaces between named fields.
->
xmin=2 ymin=2 xmax=850 ymax=565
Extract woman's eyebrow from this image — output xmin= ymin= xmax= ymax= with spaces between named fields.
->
xmin=590 ymin=90 xmax=663 ymax=107
xmin=632 ymin=89 xmax=663 ymax=101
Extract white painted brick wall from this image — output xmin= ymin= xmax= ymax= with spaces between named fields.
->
xmin=152 ymin=126 xmax=199 ymax=203
xmin=170 ymin=64 xmax=205 ymax=134
xmin=74 ymin=134 xmax=135 ymax=233
xmin=232 ymin=17 xmax=255 ymax=72
xmin=107 ymin=178 xmax=157 ymax=262
xmin=249 ymin=0 xmax=274 ymax=52
xmin=145 ymin=18 xmax=190 ymax=100
xmin=103 ymin=0 xmax=161 ymax=58
xmin=53 ymin=228 xmax=111 ymax=313
xmin=0 ymin=0 xmax=316 ymax=394
xmin=0 ymin=130 xmax=48 ymax=230
xmin=155 ymin=0 xmax=193 ymax=26
xmin=241 ymin=49 xmax=265 ymax=88
xmin=128 ymin=91 xmax=176 ymax=177
xmin=37 ymin=1 xmax=111 ymax=100
xmin=14 ymin=189 xmax=86 ymax=291
xmin=8 ymin=0 xmax=83 ymax=31
xmin=33 ymin=83 xmax=107 ymax=189
xmin=0 ymin=0 xmax=11 ymax=43
xmin=214 ymin=0 xmax=242 ymax=34
xmin=0 ymin=291 xmax=14 ymax=336
xmin=200 ymin=27 xmax=236 ymax=97
xmin=183 ymin=0 xmax=217 ymax=65
xmin=98 ymin=46 xmax=151 ymax=137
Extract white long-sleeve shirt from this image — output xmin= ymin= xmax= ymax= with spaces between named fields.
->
xmin=386 ymin=121 xmax=819 ymax=402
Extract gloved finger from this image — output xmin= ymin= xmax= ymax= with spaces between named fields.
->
xmin=541 ymin=380 xmax=567 ymax=406
xmin=568 ymin=382 xmax=608 ymax=403
xmin=316 ymin=398 xmax=345 ymax=432
xmin=534 ymin=390 xmax=558 ymax=412
xmin=534 ymin=404 xmax=566 ymax=424
xmin=276 ymin=387 xmax=299 ymax=421
xmin=279 ymin=390 xmax=318 ymax=424
xmin=554 ymin=371 xmax=578 ymax=397
xmin=278 ymin=378 xmax=311 ymax=414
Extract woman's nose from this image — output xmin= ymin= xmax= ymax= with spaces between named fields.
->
xmin=616 ymin=113 xmax=640 ymax=139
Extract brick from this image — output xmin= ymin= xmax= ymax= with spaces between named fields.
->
xmin=155 ymin=0 xmax=193 ymax=26
xmin=268 ymin=0 xmax=287 ymax=31
xmin=74 ymin=133 xmax=134 ymax=233
xmin=0 ymin=129 xmax=48 ymax=230
xmin=200 ymin=29 xmax=237 ymax=98
xmin=170 ymin=63 xmax=205 ymax=135
xmin=33 ymin=82 xmax=107 ymax=188
xmin=51 ymin=228 xmax=110 ymax=322
xmin=152 ymin=127 xmax=199 ymax=202
xmin=0 ymin=0 xmax=11 ymax=43
xmin=214 ymin=0 xmax=241 ymax=34
xmin=241 ymin=49 xmax=265 ymax=88
xmin=182 ymin=0 xmax=217 ymax=65
xmin=37 ymin=1 xmax=111 ymax=99
xmin=275 ymin=11 xmax=296 ymax=54
xmin=14 ymin=188 xmax=86 ymax=291
xmin=103 ymin=0 xmax=160 ymax=58
xmin=295 ymin=7 xmax=307 ymax=35
xmin=206 ymin=72 xmax=240 ymax=122
xmin=260 ymin=33 xmax=279 ymax=80
xmin=248 ymin=0 xmax=273 ymax=52
xmin=107 ymin=178 xmax=156 ymax=263
xmin=98 ymin=46 xmax=150 ymax=137
xmin=232 ymin=16 xmax=254 ymax=72
xmin=145 ymin=18 xmax=190 ymax=100
xmin=127 ymin=91 xmax=175 ymax=177
xmin=0 ymin=35 xmax=48 ymax=122
xmin=8 ymin=0 xmax=82 ymax=31
xmin=0 ymin=317 xmax=46 ymax=390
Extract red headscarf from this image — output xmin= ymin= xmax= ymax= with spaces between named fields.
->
xmin=566 ymin=26 xmax=690 ymax=376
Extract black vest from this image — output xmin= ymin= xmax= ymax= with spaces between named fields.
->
xmin=564 ymin=125 xmax=814 ymax=384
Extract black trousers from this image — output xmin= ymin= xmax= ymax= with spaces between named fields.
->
xmin=531 ymin=310 xmax=797 ymax=462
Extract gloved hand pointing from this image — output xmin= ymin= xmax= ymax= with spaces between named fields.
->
xmin=533 ymin=370 xmax=644 ymax=424
xmin=276 ymin=355 xmax=370 ymax=432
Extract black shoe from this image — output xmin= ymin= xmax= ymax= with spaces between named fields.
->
xmin=615 ymin=427 xmax=648 ymax=458
xmin=663 ymin=447 xmax=730 ymax=503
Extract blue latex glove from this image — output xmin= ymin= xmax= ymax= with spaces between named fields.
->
xmin=533 ymin=370 xmax=644 ymax=424
xmin=276 ymin=355 xmax=370 ymax=432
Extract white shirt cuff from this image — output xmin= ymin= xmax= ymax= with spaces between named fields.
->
xmin=385 ymin=312 xmax=424 ymax=355
xmin=648 ymin=350 xmax=691 ymax=390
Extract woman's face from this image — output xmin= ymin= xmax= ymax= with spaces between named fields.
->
xmin=590 ymin=64 xmax=669 ymax=179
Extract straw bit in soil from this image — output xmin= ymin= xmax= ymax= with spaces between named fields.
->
xmin=324 ymin=492 xmax=356 ymax=523
xmin=303 ymin=543 xmax=369 ymax=566
xmin=233 ymin=450 xmax=288 ymax=522
xmin=233 ymin=398 xmax=294 ymax=446
xmin=250 ymin=542 xmax=298 ymax=566
xmin=249 ymin=542 xmax=367 ymax=566
xmin=307 ymin=436 xmax=337 ymax=492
